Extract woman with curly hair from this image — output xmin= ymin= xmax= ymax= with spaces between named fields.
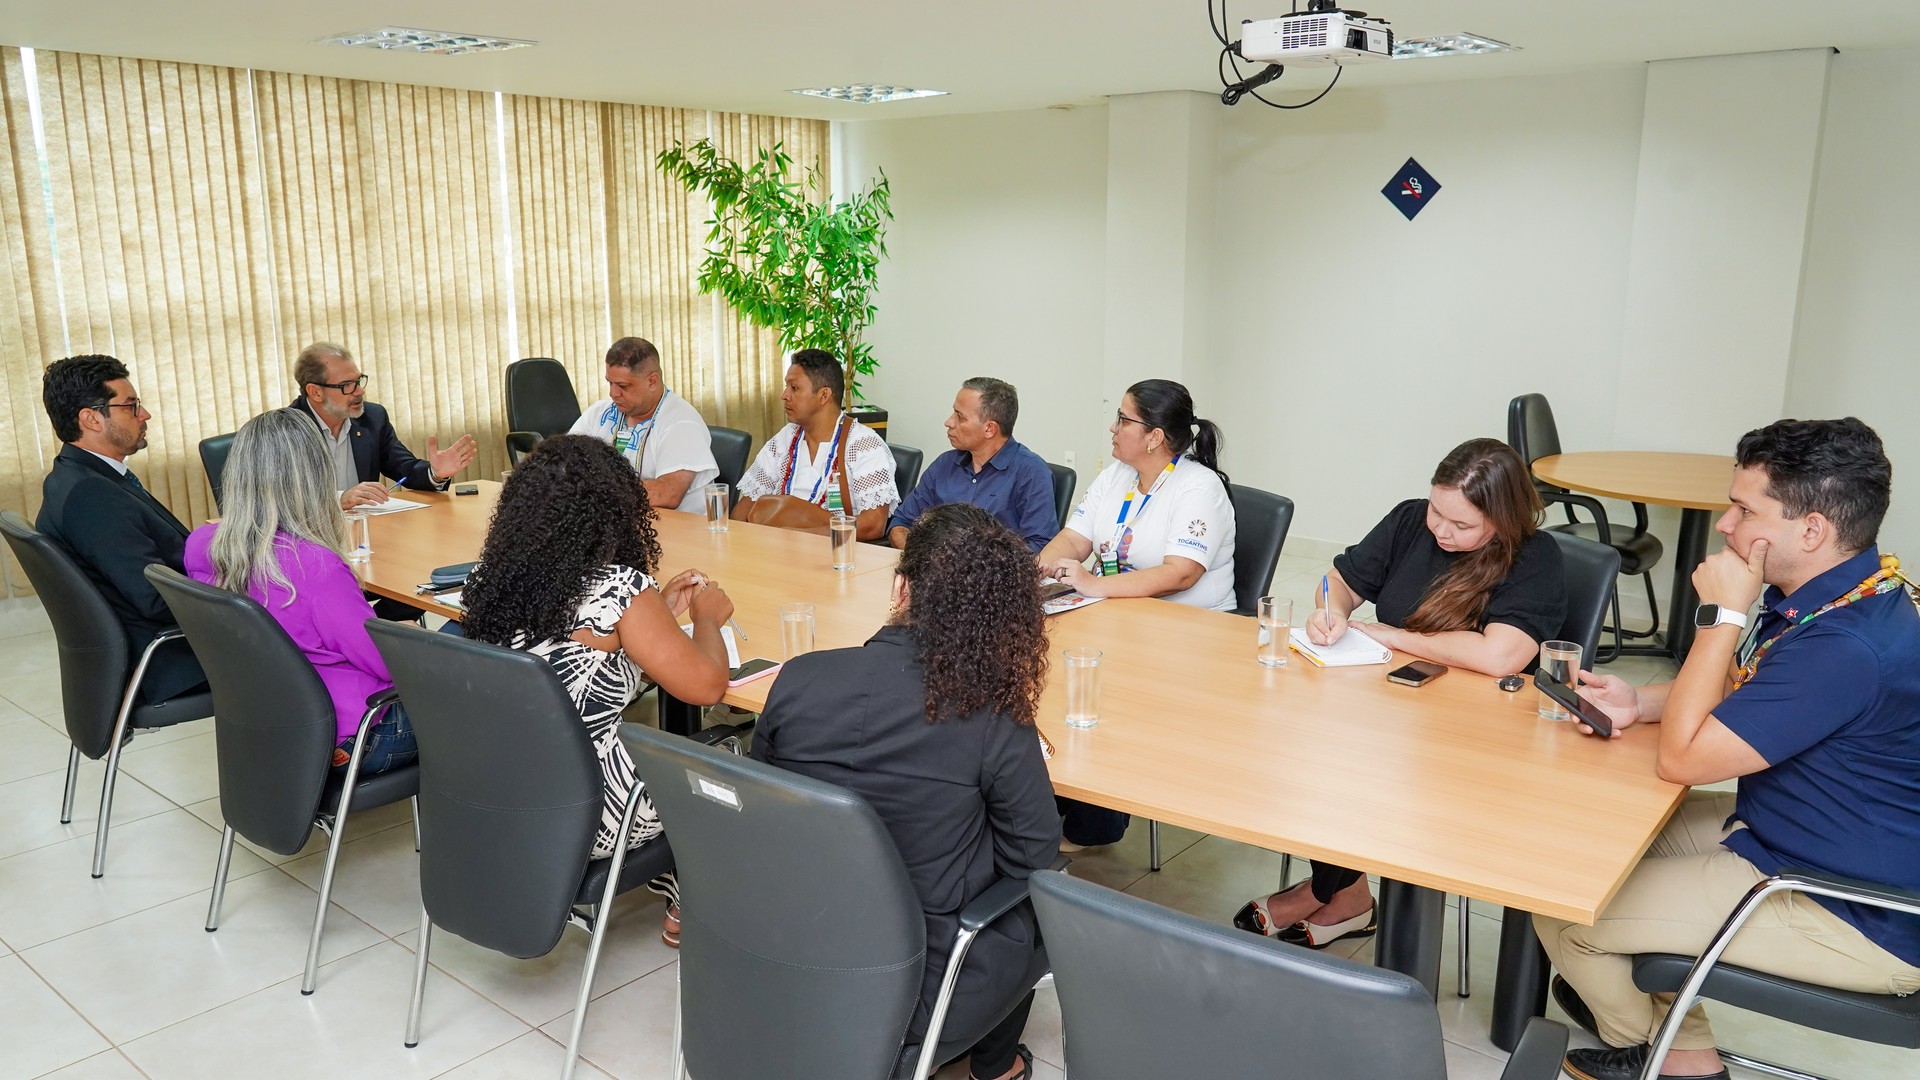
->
xmin=752 ymin=503 xmax=1059 ymax=1080
xmin=462 ymin=435 xmax=733 ymax=944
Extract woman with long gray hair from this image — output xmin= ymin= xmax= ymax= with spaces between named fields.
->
xmin=183 ymin=408 xmax=416 ymax=775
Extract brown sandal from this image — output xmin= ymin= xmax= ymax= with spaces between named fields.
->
xmin=661 ymin=903 xmax=681 ymax=948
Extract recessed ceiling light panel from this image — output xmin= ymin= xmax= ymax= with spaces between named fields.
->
xmin=1393 ymin=32 xmax=1518 ymax=60
xmin=789 ymin=85 xmax=948 ymax=105
xmin=316 ymin=27 xmax=537 ymax=56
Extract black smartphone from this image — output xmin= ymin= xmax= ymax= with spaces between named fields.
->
xmin=453 ymin=483 xmax=480 ymax=496
xmin=1534 ymin=674 xmax=1615 ymax=737
xmin=1039 ymin=582 xmax=1076 ymax=602
xmin=1386 ymin=660 xmax=1447 ymax=687
xmin=728 ymin=657 xmax=782 ymax=687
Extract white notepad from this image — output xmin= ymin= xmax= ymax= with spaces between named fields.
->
xmin=683 ymin=623 xmax=744 ymax=668
xmin=1288 ymin=626 xmax=1392 ymax=667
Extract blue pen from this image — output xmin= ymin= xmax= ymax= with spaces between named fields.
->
xmin=384 ymin=478 xmax=407 ymax=494
xmin=1321 ymin=574 xmax=1332 ymax=630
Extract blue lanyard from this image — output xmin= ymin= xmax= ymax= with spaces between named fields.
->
xmin=784 ymin=414 xmax=847 ymax=503
xmin=1107 ymin=459 xmax=1177 ymax=571
xmin=612 ymin=389 xmax=671 ymax=460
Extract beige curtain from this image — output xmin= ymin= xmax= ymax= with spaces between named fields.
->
xmin=0 ymin=49 xmax=62 ymax=598
xmin=709 ymin=111 xmax=833 ymax=442
xmin=504 ymin=93 xmax=609 ymax=401
xmin=29 ymin=50 xmax=277 ymax=533
xmin=255 ymin=72 xmax=513 ymax=483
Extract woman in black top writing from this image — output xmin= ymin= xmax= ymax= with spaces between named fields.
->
xmin=753 ymin=504 xmax=1058 ymax=1080
xmin=1234 ymin=437 xmax=1567 ymax=947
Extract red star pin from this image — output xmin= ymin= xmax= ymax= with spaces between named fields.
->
xmin=1782 ymin=607 xmax=1798 ymax=619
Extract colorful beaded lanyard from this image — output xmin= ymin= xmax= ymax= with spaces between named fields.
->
xmin=779 ymin=413 xmax=847 ymax=505
xmin=1732 ymin=553 xmax=1920 ymax=688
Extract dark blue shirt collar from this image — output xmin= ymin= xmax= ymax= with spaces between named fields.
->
xmin=953 ymin=437 xmax=1021 ymax=476
xmin=1763 ymin=545 xmax=1882 ymax=619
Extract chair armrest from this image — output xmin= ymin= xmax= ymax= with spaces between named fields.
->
xmin=1498 ymin=1017 xmax=1569 ymax=1080
xmin=363 ymin=687 xmax=402 ymax=712
xmin=505 ymin=430 xmax=543 ymax=466
xmin=958 ymin=875 xmax=1032 ymax=933
xmin=689 ymin=720 xmax=755 ymax=747
xmin=1542 ymin=491 xmax=1616 ymax=547
xmin=1050 ymin=854 xmax=1073 ymax=872
xmin=1767 ymin=868 xmax=1920 ymax=918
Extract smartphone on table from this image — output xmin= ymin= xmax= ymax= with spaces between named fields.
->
xmin=728 ymin=657 xmax=782 ymax=687
xmin=1386 ymin=660 xmax=1447 ymax=687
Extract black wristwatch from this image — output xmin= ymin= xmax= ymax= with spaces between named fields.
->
xmin=1693 ymin=603 xmax=1748 ymax=631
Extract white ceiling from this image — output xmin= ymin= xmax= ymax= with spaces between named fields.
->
xmin=4 ymin=1 xmax=1920 ymax=119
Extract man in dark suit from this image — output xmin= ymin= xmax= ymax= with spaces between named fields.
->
xmin=287 ymin=342 xmax=477 ymax=510
xmin=36 ymin=355 xmax=206 ymax=703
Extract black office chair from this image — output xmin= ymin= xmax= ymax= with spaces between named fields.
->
xmin=709 ymin=426 xmax=753 ymax=504
xmin=367 ymin=621 xmax=680 ymax=1080
xmin=1508 ymin=393 xmax=1663 ymax=662
xmin=145 ymin=566 xmax=419 ymax=995
xmin=0 ymin=511 xmax=212 ymax=878
xmin=1029 ymin=870 xmax=1569 ymax=1080
xmin=624 ymin=724 xmax=1046 ymax=1080
xmin=504 ymin=430 xmax=542 ymax=469
xmin=199 ymin=432 xmax=236 ymax=510
xmin=504 ymin=357 xmax=582 ymax=465
xmin=891 ymin=443 xmax=925 ymax=499
xmin=1048 ymin=462 xmax=1077 ymax=532
xmin=1633 ymin=871 xmax=1920 ymax=1080
xmin=1227 ymin=483 xmax=1296 ymax=617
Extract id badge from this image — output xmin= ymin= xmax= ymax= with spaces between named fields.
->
xmin=1097 ymin=542 xmax=1120 ymax=577
xmin=613 ymin=430 xmax=632 ymax=454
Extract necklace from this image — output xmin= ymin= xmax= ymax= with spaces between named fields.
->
xmin=1732 ymin=553 xmax=1917 ymax=688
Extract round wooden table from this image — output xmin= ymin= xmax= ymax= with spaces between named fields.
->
xmin=1531 ymin=451 xmax=1735 ymax=660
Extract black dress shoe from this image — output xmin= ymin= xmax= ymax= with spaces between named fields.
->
xmin=1551 ymin=975 xmax=1601 ymax=1040
xmin=1564 ymin=1043 xmax=1730 ymax=1080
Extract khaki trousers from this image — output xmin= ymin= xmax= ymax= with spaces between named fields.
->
xmin=1533 ymin=790 xmax=1920 ymax=1051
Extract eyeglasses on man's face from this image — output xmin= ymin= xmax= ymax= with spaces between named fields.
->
xmin=312 ymin=375 xmax=369 ymax=393
xmin=92 ymin=399 xmax=143 ymax=414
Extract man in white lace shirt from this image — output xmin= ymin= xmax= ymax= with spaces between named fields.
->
xmin=733 ymin=349 xmax=897 ymax=540
xmin=568 ymin=336 xmax=718 ymax=514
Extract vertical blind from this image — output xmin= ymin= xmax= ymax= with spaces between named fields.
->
xmin=0 ymin=46 xmax=828 ymax=600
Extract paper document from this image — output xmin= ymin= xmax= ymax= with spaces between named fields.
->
xmin=356 ymin=497 xmax=430 ymax=516
xmin=433 ymin=590 xmax=463 ymax=610
xmin=1043 ymin=592 xmax=1105 ymax=616
xmin=1288 ymin=626 xmax=1392 ymax=667
xmin=683 ymin=623 xmax=744 ymax=668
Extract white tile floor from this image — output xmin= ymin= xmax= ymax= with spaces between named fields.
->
xmin=0 ymin=591 xmax=1912 ymax=1079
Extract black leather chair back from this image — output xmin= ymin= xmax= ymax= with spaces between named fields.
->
xmin=1507 ymin=394 xmax=1565 ymax=487
xmin=2 ymin=510 xmax=133 ymax=759
xmin=1049 ymin=462 xmax=1077 ymax=531
xmin=625 ymin=725 xmax=926 ymax=1080
xmin=709 ymin=426 xmax=753 ymax=497
xmin=199 ymin=432 xmax=236 ymax=510
xmin=1549 ymin=531 xmax=1620 ymax=663
xmin=504 ymin=357 xmax=582 ymax=438
xmin=1030 ymin=869 xmax=1449 ymax=1080
xmin=145 ymin=566 xmax=336 ymax=854
xmin=368 ymin=621 xmax=603 ymax=959
xmin=1227 ymin=483 xmax=1296 ymax=616
xmin=891 ymin=443 xmax=925 ymax=498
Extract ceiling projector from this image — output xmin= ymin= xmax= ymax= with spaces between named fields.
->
xmin=1238 ymin=6 xmax=1394 ymax=67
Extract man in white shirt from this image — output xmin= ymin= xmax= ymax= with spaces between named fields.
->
xmin=568 ymin=336 xmax=719 ymax=514
xmin=733 ymin=349 xmax=897 ymax=540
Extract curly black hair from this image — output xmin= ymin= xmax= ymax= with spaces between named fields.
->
xmin=461 ymin=435 xmax=662 ymax=647
xmin=895 ymin=503 xmax=1049 ymax=726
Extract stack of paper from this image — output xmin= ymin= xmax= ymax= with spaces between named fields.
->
xmin=1288 ymin=626 xmax=1392 ymax=667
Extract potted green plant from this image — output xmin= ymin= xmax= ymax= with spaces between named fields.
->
xmin=656 ymin=138 xmax=895 ymax=434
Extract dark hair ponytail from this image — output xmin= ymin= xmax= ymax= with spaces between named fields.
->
xmin=1126 ymin=378 xmax=1229 ymax=486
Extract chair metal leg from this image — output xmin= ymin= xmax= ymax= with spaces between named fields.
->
xmin=90 ymin=687 xmax=143 ymax=879
xmin=1149 ymin=820 xmax=1161 ymax=871
xmin=404 ymin=906 xmax=432 ymax=1048
xmin=60 ymin=746 xmax=80 ymax=824
xmin=670 ymin=963 xmax=686 ymax=1080
xmin=561 ymin=780 xmax=649 ymax=1080
xmin=913 ymin=924 xmax=983 ymax=1080
xmin=1456 ymin=895 xmax=1472 ymax=998
xmin=305 ymin=703 xmax=383 ymax=995
xmin=1280 ymin=852 xmax=1293 ymax=891
xmin=206 ymin=825 xmax=236 ymax=931
xmin=411 ymin=795 xmax=421 ymax=853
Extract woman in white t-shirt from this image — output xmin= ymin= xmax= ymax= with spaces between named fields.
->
xmin=1038 ymin=379 xmax=1237 ymax=612
xmin=1037 ymin=379 xmax=1237 ymax=852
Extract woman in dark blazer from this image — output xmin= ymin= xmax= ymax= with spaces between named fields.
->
xmin=752 ymin=503 xmax=1059 ymax=1080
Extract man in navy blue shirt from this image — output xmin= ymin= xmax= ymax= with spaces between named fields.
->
xmin=1535 ymin=418 xmax=1920 ymax=1080
xmin=888 ymin=378 xmax=1057 ymax=553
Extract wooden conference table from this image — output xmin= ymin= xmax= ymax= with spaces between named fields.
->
xmin=358 ymin=482 xmax=1685 ymax=1049
xmin=1532 ymin=451 xmax=1735 ymax=661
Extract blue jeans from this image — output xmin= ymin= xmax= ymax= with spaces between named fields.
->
xmin=334 ymin=700 xmax=418 ymax=776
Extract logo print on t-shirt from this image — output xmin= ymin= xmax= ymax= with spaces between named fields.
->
xmin=1187 ymin=519 xmax=1207 ymax=538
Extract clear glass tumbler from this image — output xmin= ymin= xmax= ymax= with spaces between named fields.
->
xmin=345 ymin=510 xmax=373 ymax=563
xmin=1538 ymin=639 xmax=1582 ymax=720
xmin=829 ymin=512 xmax=857 ymax=570
xmin=705 ymin=482 xmax=729 ymax=532
xmin=1063 ymin=647 xmax=1103 ymax=729
xmin=780 ymin=602 xmax=816 ymax=660
xmin=1257 ymin=595 xmax=1292 ymax=668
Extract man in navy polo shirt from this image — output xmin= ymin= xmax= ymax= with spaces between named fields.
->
xmin=887 ymin=377 xmax=1057 ymax=553
xmin=1535 ymin=417 xmax=1920 ymax=1080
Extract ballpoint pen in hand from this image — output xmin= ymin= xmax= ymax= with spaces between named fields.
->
xmin=384 ymin=478 xmax=407 ymax=494
xmin=1321 ymin=574 xmax=1332 ymax=633
xmin=690 ymin=572 xmax=748 ymax=641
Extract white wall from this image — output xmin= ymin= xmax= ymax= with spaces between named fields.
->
xmin=1787 ymin=45 xmax=1920 ymax=553
xmin=840 ymin=107 xmax=1111 ymax=482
